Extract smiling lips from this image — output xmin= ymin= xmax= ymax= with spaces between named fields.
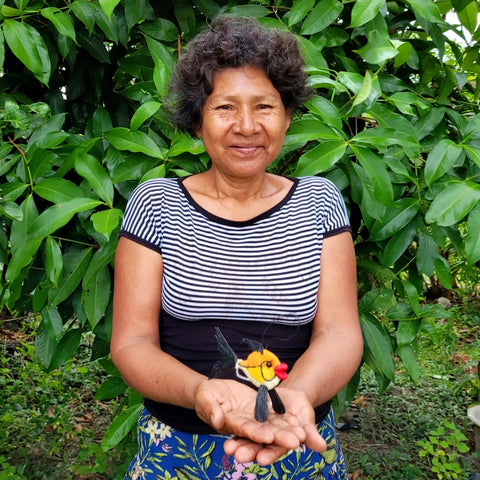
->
xmin=230 ymin=145 xmax=262 ymax=155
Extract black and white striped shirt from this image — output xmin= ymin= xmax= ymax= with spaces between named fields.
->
xmin=120 ymin=175 xmax=351 ymax=327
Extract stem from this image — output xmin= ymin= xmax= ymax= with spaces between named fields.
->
xmin=8 ymin=137 xmax=33 ymax=191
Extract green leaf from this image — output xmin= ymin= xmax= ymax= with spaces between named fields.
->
xmin=28 ymin=148 xmax=58 ymax=181
xmin=0 ymin=200 xmax=23 ymax=221
xmin=71 ymin=0 xmax=96 ymax=34
xmin=2 ymin=19 xmax=51 ymax=85
xmin=92 ymin=106 xmax=113 ymax=137
xmin=352 ymin=70 xmax=375 ymax=107
xmin=380 ymin=216 xmax=419 ymax=266
xmin=305 ymin=95 xmax=343 ymax=130
xmin=74 ymin=151 xmax=114 ymax=206
xmin=82 ymin=265 xmax=111 ymax=329
xmin=224 ymin=4 xmax=271 ymax=18
xmin=404 ymin=0 xmax=442 ymax=22
xmin=294 ymin=140 xmax=347 ymax=176
xmin=284 ymin=118 xmax=337 ymax=146
xmin=0 ymin=182 xmax=28 ymax=202
xmin=152 ymin=59 xmax=171 ymax=98
xmin=130 ymin=101 xmax=162 ymax=130
xmin=361 ymin=313 xmax=395 ymax=381
xmin=0 ymin=27 xmax=5 ymax=72
xmin=6 ymin=237 xmax=43 ymax=283
xmin=45 ymin=236 xmax=63 ymax=286
xmin=465 ymin=204 xmax=480 ymax=264
xmin=370 ymin=198 xmax=419 ymax=241
xmin=404 ymin=281 xmax=420 ymax=315
xmin=140 ymin=165 xmax=166 ymax=183
xmin=105 ymin=127 xmax=167 ymax=159
xmin=168 ymin=134 xmax=206 ymax=157
xmin=461 ymin=112 xmax=480 ymax=143
xmin=351 ymin=146 xmax=394 ymax=205
xmin=77 ymin=30 xmax=110 ymax=63
xmin=139 ymin=18 xmax=178 ymax=42
xmin=145 ymin=36 xmax=176 ymax=72
xmin=396 ymin=344 xmax=420 ymax=383
xmin=91 ymin=209 xmax=123 ymax=240
xmin=457 ymin=2 xmax=478 ymax=34
xmin=417 ymin=228 xmax=439 ymax=276
xmin=9 ymin=194 xmax=38 ymax=256
xmin=353 ymin=126 xmax=412 ymax=153
xmin=28 ymin=198 xmax=102 ymax=240
xmin=48 ymin=247 xmax=92 ymax=306
xmin=396 ymin=319 xmax=421 ymax=346
xmin=301 ymin=0 xmax=344 ymax=35
xmin=463 ymin=144 xmax=480 ymax=169
xmin=289 ymin=0 xmax=315 ymax=26
xmin=35 ymin=312 xmax=59 ymax=369
xmin=99 ymin=0 xmax=121 ymax=20
xmin=173 ymin=0 xmax=196 ymax=36
xmin=95 ymin=376 xmax=128 ymax=400
xmin=48 ymin=328 xmax=82 ymax=371
xmin=101 ymin=403 xmax=142 ymax=451
xmin=34 ymin=178 xmax=87 ymax=204
xmin=41 ymin=7 xmax=76 ymax=42
xmin=425 ymin=182 xmax=480 ymax=226
xmin=435 ymin=256 xmax=452 ymax=289
xmin=425 ymin=139 xmax=463 ymax=187
xmin=192 ymin=0 xmax=220 ymax=18
xmin=355 ymin=30 xmax=398 ymax=65
xmin=350 ymin=0 xmax=385 ymax=27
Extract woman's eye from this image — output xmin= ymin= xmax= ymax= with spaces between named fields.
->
xmin=258 ymin=104 xmax=272 ymax=110
xmin=217 ymin=105 xmax=232 ymax=110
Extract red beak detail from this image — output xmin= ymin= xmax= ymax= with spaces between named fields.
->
xmin=274 ymin=363 xmax=288 ymax=380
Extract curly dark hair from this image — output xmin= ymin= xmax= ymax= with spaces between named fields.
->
xmin=167 ymin=15 xmax=312 ymax=135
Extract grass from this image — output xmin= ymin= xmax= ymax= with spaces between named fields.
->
xmin=339 ymin=300 xmax=480 ymax=479
xmin=0 ymin=298 xmax=479 ymax=479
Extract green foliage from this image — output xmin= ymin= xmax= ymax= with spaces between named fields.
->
xmin=1 ymin=0 xmax=479 ymax=450
xmin=417 ymin=420 xmax=470 ymax=479
xmin=0 ymin=322 xmax=135 ymax=478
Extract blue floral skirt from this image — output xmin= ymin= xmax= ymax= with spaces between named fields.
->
xmin=124 ymin=406 xmax=348 ymax=480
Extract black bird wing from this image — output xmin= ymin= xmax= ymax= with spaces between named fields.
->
xmin=254 ymin=384 xmax=269 ymax=422
xmin=211 ymin=327 xmax=238 ymax=378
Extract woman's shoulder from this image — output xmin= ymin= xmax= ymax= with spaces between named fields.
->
xmin=295 ymin=176 xmax=342 ymax=196
xmin=129 ymin=177 xmax=179 ymax=198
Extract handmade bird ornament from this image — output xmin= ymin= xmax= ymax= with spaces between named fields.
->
xmin=211 ymin=327 xmax=289 ymax=422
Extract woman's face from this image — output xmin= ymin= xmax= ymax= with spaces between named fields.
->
xmin=196 ymin=65 xmax=291 ymax=179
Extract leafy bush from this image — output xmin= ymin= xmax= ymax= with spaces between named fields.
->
xmin=1 ymin=0 xmax=479 ymax=447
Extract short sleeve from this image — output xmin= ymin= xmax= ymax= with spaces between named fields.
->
xmin=119 ymin=180 xmax=163 ymax=254
xmin=320 ymin=178 xmax=351 ymax=238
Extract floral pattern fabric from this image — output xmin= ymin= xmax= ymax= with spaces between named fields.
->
xmin=125 ymin=407 xmax=348 ymax=480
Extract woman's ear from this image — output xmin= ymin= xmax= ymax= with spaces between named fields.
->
xmin=285 ymin=108 xmax=292 ymax=132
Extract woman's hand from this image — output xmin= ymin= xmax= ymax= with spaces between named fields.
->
xmin=195 ymin=380 xmax=326 ymax=465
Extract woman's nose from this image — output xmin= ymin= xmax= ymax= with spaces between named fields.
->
xmin=233 ymin=108 xmax=258 ymax=135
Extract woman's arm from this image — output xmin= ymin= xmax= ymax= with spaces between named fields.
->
xmin=111 ymin=236 xmax=206 ymax=408
xmin=224 ymin=230 xmax=363 ymax=464
xmin=280 ymin=230 xmax=363 ymax=404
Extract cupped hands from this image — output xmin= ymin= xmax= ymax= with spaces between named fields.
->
xmin=194 ymin=379 xmax=326 ymax=465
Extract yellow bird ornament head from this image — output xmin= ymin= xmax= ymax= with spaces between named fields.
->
xmin=211 ymin=327 xmax=288 ymax=422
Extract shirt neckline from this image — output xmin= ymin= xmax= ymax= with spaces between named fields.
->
xmin=177 ymin=175 xmax=299 ymax=227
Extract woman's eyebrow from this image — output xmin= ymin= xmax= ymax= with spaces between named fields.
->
xmin=209 ymin=93 xmax=280 ymax=102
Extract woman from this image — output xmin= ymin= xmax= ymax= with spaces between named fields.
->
xmin=111 ymin=15 xmax=363 ymax=480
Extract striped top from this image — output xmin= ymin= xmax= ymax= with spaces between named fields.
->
xmin=120 ymin=175 xmax=351 ymax=327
